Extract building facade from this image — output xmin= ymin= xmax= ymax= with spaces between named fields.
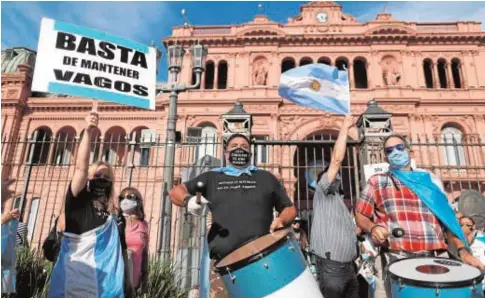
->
xmin=2 ymin=1 xmax=485 ymax=265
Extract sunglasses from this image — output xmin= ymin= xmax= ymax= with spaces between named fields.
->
xmin=119 ymin=193 xmax=138 ymax=201
xmin=384 ymin=144 xmax=406 ymax=156
xmin=460 ymin=223 xmax=474 ymax=230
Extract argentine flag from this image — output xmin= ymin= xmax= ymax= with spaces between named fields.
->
xmin=279 ymin=63 xmax=350 ymax=115
xmin=49 ymin=216 xmax=125 ymax=298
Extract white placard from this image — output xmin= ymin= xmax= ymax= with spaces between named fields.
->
xmin=32 ymin=18 xmax=157 ymax=110
xmin=363 ymin=159 xmax=417 ymax=182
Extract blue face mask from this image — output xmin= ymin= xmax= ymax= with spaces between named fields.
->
xmin=388 ymin=149 xmax=410 ymax=169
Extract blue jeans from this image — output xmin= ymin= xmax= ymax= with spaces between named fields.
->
xmin=316 ymin=257 xmax=359 ymax=298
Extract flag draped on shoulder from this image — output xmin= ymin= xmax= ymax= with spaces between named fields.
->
xmin=278 ymin=63 xmax=350 ymax=115
xmin=2 ymin=220 xmax=18 ymax=294
xmin=49 ymin=216 xmax=125 ymax=298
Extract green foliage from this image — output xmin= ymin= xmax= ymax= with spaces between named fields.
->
xmin=134 ymin=256 xmax=186 ymax=298
xmin=2 ymin=248 xmax=185 ymax=298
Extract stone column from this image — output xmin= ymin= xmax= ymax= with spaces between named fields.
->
xmin=415 ymin=54 xmax=425 ymax=88
xmin=228 ymin=54 xmax=236 ymax=89
xmin=200 ymin=68 xmax=206 ymax=90
xmin=432 ymin=61 xmax=439 ymax=88
xmin=446 ymin=62 xmax=454 ymax=88
xmin=214 ymin=62 xmax=219 ymax=89
xmin=348 ymin=62 xmax=355 ymax=89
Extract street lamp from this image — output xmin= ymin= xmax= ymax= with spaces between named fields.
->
xmin=158 ymin=42 xmax=208 ymax=260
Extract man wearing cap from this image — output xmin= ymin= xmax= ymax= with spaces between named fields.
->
xmin=169 ymin=133 xmax=297 ymax=260
xmin=310 ymin=116 xmax=359 ymax=298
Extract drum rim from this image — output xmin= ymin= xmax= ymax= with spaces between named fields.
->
xmin=214 ymin=229 xmax=293 ymax=274
xmin=388 ymin=256 xmax=485 ymax=288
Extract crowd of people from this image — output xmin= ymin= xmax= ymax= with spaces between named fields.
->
xmin=2 ymin=110 xmax=485 ymax=298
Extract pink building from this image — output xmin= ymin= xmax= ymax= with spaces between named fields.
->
xmin=2 ymin=1 xmax=485 ymax=266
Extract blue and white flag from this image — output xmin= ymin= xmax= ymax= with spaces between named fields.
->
xmin=2 ymin=220 xmax=18 ymax=294
xmin=279 ymin=63 xmax=350 ymax=115
xmin=49 ymin=216 xmax=125 ymax=298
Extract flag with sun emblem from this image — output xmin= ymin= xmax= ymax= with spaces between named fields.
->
xmin=278 ymin=63 xmax=350 ymax=115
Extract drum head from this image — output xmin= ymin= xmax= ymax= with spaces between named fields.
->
xmin=388 ymin=257 xmax=483 ymax=288
xmin=215 ymin=229 xmax=290 ymax=269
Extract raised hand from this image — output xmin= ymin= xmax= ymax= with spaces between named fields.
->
xmin=85 ymin=111 xmax=99 ymax=131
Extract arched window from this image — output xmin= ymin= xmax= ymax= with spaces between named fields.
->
xmin=26 ymin=197 xmax=40 ymax=243
xmin=131 ymin=126 xmax=152 ymax=167
xmin=217 ymin=61 xmax=228 ymax=89
xmin=52 ymin=126 xmax=76 ymax=166
xmin=204 ymin=61 xmax=215 ymax=89
xmin=299 ymin=57 xmax=313 ymax=66
xmin=353 ymin=58 xmax=368 ymax=89
xmin=335 ymin=57 xmax=348 ymax=71
xmin=423 ymin=59 xmax=434 ymax=88
xmin=103 ymin=126 xmax=127 ymax=165
xmin=441 ymin=126 xmax=466 ymax=166
xmin=437 ymin=59 xmax=448 ymax=88
xmin=29 ymin=127 xmax=52 ymax=165
xmin=317 ymin=57 xmax=331 ymax=65
xmin=451 ymin=58 xmax=462 ymax=89
xmin=197 ymin=124 xmax=217 ymax=160
xmin=281 ymin=57 xmax=296 ymax=73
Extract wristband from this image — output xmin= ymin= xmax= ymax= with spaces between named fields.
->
xmin=370 ymin=225 xmax=384 ymax=234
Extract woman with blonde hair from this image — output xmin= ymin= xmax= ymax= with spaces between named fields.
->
xmin=49 ymin=111 xmax=132 ymax=298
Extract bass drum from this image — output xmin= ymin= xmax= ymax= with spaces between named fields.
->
xmin=388 ymin=257 xmax=483 ymax=298
xmin=214 ymin=228 xmax=323 ymax=298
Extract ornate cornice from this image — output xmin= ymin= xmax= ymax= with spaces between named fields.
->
xmin=164 ymin=33 xmax=485 ymax=47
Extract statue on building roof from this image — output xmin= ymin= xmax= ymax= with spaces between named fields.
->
xmin=1 ymin=47 xmax=36 ymax=74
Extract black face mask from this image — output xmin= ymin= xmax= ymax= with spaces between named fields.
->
xmin=228 ymin=148 xmax=251 ymax=167
xmin=88 ymin=177 xmax=112 ymax=198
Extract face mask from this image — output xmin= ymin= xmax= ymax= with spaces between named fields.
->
xmin=228 ymin=148 xmax=251 ymax=167
xmin=293 ymin=227 xmax=301 ymax=232
xmin=120 ymin=199 xmax=138 ymax=213
xmin=387 ymin=149 xmax=410 ymax=169
xmin=88 ymin=177 xmax=112 ymax=198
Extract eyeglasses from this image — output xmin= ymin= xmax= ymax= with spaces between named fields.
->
xmin=119 ymin=193 xmax=138 ymax=201
xmin=384 ymin=144 xmax=406 ymax=156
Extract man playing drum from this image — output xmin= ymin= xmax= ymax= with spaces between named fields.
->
xmin=169 ymin=133 xmax=297 ymax=262
xmin=310 ymin=115 xmax=360 ymax=298
xmin=355 ymin=134 xmax=484 ymax=298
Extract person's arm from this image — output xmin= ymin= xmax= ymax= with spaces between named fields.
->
xmin=355 ymin=176 xmax=390 ymax=244
xmin=71 ymin=112 xmax=99 ymax=197
xmin=1 ymin=209 xmax=20 ymax=225
xmin=326 ymin=116 xmax=354 ymax=184
xmin=270 ymin=174 xmax=297 ymax=232
xmin=446 ymin=230 xmax=485 ymax=270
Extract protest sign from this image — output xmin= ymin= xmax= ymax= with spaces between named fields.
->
xmin=32 ymin=18 xmax=157 ymax=110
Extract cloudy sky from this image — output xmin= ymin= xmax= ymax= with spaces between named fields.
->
xmin=2 ymin=1 xmax=484 ymax=81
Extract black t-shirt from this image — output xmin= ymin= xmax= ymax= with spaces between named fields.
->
xmin=184 ymin=170 xmax=293 ymax=260
xmin=64 ymin=183 xmax=127 ymax=249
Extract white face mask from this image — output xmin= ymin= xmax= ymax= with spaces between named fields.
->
xmin=120 ymin=199 xmax=137 ymax=213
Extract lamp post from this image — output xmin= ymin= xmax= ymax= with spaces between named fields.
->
xmin=158 ymin=43 xmax=208 ymax=260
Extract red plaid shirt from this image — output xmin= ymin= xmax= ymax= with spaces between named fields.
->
xmin=356 ymin=172 xmax=447 ymax=252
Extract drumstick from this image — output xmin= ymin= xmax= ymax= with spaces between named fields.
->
xmin=196 ymin=181 xmax=205 ymax=204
